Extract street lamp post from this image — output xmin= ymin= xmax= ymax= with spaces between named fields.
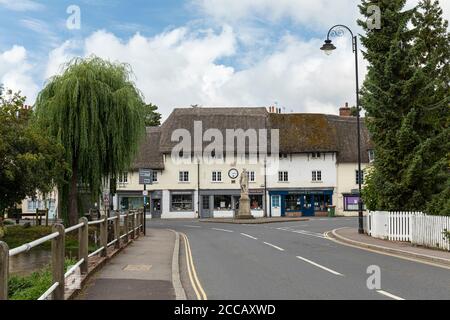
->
xmin=321 ymin=24 xmax=364 ymax=234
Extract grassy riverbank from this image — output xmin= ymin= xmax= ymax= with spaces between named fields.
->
xmin=8 ymin=258 xmax=77 ymax=300
xmin=2 ymin=225 xmax=99 ymax=252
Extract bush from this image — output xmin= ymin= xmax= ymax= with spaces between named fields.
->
xmin=8 ymin=258 xmax=77 ymax=300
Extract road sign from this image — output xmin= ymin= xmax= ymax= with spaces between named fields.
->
xmin=139 ymin=169 xmax=153 ymax=185
xmin=143 ymin=190 xmax=148 ymax=196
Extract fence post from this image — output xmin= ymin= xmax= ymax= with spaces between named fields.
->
xmin=78 ymin=217 xmax=89 ymax=274
xmin=141 ymin=210 xmax=144 ymax=234
xmin=114 ymin=211 xmax=120 ymax=249
xmin=100 ymin=214 xmax=108 ymax=257
xmin=124 ymin=212 xmax=129 ymax=243
xmin=52 ymin=224 xmax=65 ymax=300
xmin=131 ymin=212 xmax=136 ymax=240
xmin=0 ymin=241 xmax=9 ymax=300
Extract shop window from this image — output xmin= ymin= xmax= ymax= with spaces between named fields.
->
xmin=285 ymin=195 xmax=301 ymax=212
xmin=171 ymin=194 xmax=193 ymax=211
xmin=313 ymin=194 xmax=332 ymax=212
xmin=214 ymin=195 xmax=232 ymax=210
xmin=344 ymin=196 xmax=360 ymax=211
xmin=250 ymin=195 xmax=263 ymax=210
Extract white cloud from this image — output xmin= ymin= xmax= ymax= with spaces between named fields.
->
xmin=0 ymin=45 xmax=39 ymax=102
xmin=195 ymin=0 xmax=449 ymax=31
xmin=0 ymin=0 xmax=44 ymax=11
xmin=45 ymin=26 xmax=362 ymax=118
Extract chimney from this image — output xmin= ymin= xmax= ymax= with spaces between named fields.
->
xmin=339 ymin=102 xmax=352 ymax=117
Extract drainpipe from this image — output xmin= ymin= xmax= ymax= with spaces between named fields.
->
xmin=197 ymin=161 xmax=200 ymax=219
xmin=264 ymin=157 xmax=268 ymax=218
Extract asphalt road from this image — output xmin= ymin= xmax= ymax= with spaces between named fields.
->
xmin=147 ymin=217 xmax=450 ymax=300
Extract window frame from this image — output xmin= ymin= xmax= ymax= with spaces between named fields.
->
xmin=179 ymin=171 xmax=190 ymax=182
xmin=212 ymin=171 xmax=222 ymax=183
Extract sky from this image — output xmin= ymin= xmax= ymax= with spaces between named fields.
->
xmin=0 ymin=0 xmax=449 ymax=119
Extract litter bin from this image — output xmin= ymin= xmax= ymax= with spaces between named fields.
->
xmin=327 ymin=206 xmax=336 ymax=218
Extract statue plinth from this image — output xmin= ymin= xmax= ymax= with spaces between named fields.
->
xmin=237 ymin=169 xmax=254 ymax=220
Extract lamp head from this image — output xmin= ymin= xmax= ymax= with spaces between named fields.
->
xmin=320 ymin=40 xmax=336 ymax=55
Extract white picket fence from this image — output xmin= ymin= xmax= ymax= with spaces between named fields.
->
xmin=366 ymin=211 xmax=450 ymax=251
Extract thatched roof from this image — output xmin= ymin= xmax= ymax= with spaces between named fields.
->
xmin=327 ymin=115 xmax=373 ymax=163
xmin=159 ymin=107 xmax=268 ymax=153
xmin=131 ymin=127 xmax=164 ymax=170
xmin=131 ymin=107 xmax=374 ymax=169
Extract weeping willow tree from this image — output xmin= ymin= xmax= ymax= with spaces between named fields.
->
xmin=34 ymin=57 xmax=145 ymax=225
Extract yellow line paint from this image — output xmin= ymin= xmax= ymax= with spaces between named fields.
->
xmin=181 ymin=233 xmax=208 ymax=300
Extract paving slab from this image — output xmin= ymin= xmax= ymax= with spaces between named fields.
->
xmin=78 ymin=229 xmax=179 ymax=300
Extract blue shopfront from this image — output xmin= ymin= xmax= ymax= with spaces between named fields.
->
xmin=269 ymin=189 xmax=334 ymax=217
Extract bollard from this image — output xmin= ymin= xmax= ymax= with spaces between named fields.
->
xmin=114 ymin=211 xmax=120 ymax=249
xmin=140 ymin=210 xmax=145 ymax=234
xmin=100 ymin=214 xmax=108 ymax=257
xmin=124 ymin=212 xmax=129 ymax=243
xmin=78 ymin=217 xmax=89 ymax=274
xmin=52 ymin=224 xmax=65 ymax=300
xmin=0 ymin=242 xmax=9 ymax=300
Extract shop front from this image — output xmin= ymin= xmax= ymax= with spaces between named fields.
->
xmin=200 ymin=189 xmax=265 ymax=219
xmin=269 ymin=189 xmax=334 ymax=217
xmin=117 ymin=190 xmax=162 ymax=218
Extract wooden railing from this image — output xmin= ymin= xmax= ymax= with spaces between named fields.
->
xmin=0 ymin=210 xmax=145 ymax=300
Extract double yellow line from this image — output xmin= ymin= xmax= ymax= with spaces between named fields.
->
xmin=181 ymin=232 xmax=207 ymax=300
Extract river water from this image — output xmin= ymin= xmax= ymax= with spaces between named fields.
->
xmin=9 ymin=250 xmax=53 ymax=277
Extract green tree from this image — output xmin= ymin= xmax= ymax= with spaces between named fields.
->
xmin=359 ymin=0 xmax=450 ymax=214
xmin=0 ymin=86 xmax=67 ymax=233
xmin=34 ymin=57 xmax=146 ymax=225
xmin=412 ymin=0 xmax=450 ymax=215
xmin=143 ymin=103 xmax=162 ymax=126
xmin=359 ymin=0 xmax=419 ymax=211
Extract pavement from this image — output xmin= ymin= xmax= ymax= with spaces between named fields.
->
xmin=331 ymin=227 xmax=450 ymax=268
xmin=77 ymin=228 xmax=186 ymax=300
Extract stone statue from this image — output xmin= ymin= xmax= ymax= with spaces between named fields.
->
xmin=237 ymin=169 xmax=254 ymax=220
xmin=240 ymin=169 xmax=249 ymax=195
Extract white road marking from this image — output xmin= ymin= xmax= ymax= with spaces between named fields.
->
xmin=184 ymin=225 xmax=201 ymax=228
xmin=241 ymin=233 xmax=258 ymax=240
xmin=212 ymin=228 xmax=234 ymax=233
xmin=263 ymin=242 xmax=285 ymax=251
xmin=291 ymin=230 xmax=327 ymax=239
xmin=296 ymin=256 xmax=343 ymax=276
xmin=376 ymin=290 xmax=405 ymax=301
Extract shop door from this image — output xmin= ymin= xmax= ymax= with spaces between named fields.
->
xmin=151 ymin=198 xmax=162 ymax=219
xmin=201 ymin=196 xmax=213 ymax=218
xmin=271 ymin=195 xmax=282 ymax=217
xmin=302 ymin=195 xmax=315 ymax=217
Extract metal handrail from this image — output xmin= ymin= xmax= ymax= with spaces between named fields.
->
xmin=107 ymin=216 xmax=118 ymax=222
xmin=37 ymin=282 xmax=59 ymax=301
xmin=9 ymin=232 xmax=60 ymax=257
xmin=65 ymin=222 xmax=84 ymax=234
xmin=88 ymin=246 xmax=105 ymax=258
xmin=107 ymin=239 xmax=118 ymax=247
xmin=88 ymin=220 xmax=104 ymax=226
xmin=64 ymin=258 xmax=85 ymax=278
